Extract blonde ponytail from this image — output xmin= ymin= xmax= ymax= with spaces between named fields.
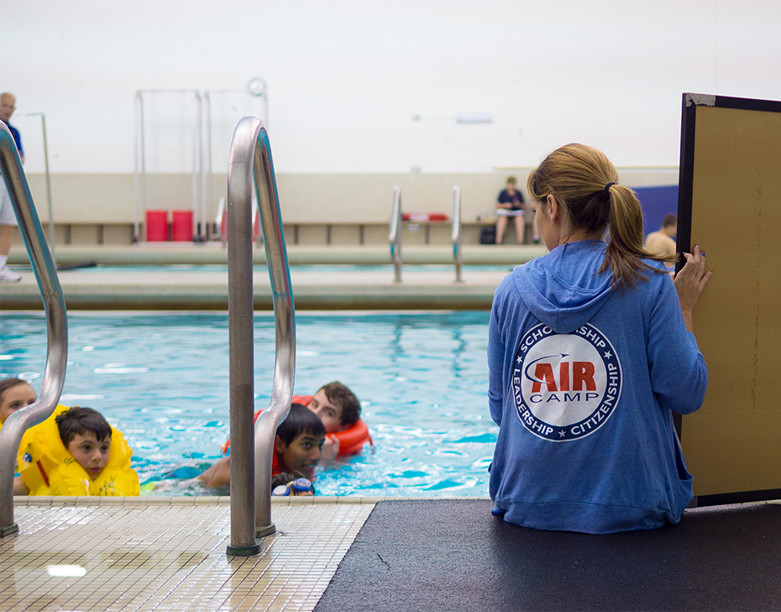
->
xmin=527 ymin=143 xmax=670 ymax=291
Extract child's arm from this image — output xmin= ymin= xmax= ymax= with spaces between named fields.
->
xmin=13 ymin=476 xmax=29 ymax=495
xmin=198 ymin=456 xmax=231 ymax=488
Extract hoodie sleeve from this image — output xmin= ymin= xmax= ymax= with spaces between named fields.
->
xmin=488 ymin=280 xmax=511 ymax=426
xmin=646 ymin=276 xmax=708 ymax=415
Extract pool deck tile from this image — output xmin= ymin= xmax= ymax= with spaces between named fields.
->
xmin=2 ymin=496 xmax=376 ymax=611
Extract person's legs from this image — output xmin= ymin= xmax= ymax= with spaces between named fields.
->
xmin=0 ymin=224 xmax=21 ymax=282
xmin=495 ymin=215 xmax=507 ymax=245
xmin=523 ymin=221 xmax=533 ymax=244
xmin=513 ymin=215 xmax=525 ymax=245
xmin=0 ymin=224 xmax=11 ymax=259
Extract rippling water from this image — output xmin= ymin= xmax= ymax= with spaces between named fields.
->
xmin=1 ymin=311 xmax=496 ymax=497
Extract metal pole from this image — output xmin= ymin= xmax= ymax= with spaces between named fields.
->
xmin=226 ymin=116 xmax=295 ymax=554
xmin=0 ymin=122 xmax=68 ymax=536
xmin=389 ymin=187 xmax=402 ymax=283
xmin=16 ymin=112 xmax=55 ymax=261
xmin=205 ymin=91 xmax=213 ymax=241
xmin=133 ymin=91 xmax=146 ymax=243
xmin=452 ymin=186 xmax=463 ymax=283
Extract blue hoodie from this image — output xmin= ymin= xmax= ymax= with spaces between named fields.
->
xmin=488 ymin=240 xmax=707 ymax=534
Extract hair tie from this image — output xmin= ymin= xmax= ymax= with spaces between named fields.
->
xmin=604 ymin=182 xmax=615 ymax=195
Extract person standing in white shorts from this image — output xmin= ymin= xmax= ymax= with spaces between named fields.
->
xmin=0 ymin=92 xmax=23 ymax=283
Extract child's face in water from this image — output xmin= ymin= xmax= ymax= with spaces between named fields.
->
xmin=67 ymin=431 xmax=111 ymax=480
xmin=308 ymin=390 xmax=343 ymax=434
xmin=0 ymin=382 xmax=36 ymax=424
xmin=275 ymin=432 xmax=325 ymax=477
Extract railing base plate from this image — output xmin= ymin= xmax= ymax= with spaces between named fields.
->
xmin=255 ymin=523 xmax=276 ymax=539
xmin=226 ymin=542 xmax=262 ymax=557
xmin=0 ymin=523 xmax=19 ymax=538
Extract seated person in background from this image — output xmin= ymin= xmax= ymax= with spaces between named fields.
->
xmin=0 ymin=377 xmax=37 ymax=428
xmin=199 ymin=402 xmax=326 ymax=490
xmin=16 ymin=405 xmax=139 ymax=496
xmin=495 ymin=176 xmax=526 ymax=245
xmin=645 ymin=213 xmax=678 ymax=270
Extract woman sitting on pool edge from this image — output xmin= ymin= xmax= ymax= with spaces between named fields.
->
xmin=488 ymin=143 xmax=712 ymax=534
xmin=200 ymin=381 xmax=370 ymax=489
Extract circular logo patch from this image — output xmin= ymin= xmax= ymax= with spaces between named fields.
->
xmin=512 ymin=323 xmax=622 ymax=441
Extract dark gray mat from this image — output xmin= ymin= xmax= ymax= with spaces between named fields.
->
xmin=315 ymin=499 xmax=781 ymax=611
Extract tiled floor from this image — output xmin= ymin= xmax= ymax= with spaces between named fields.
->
xmin=0 ymin=497 xmax=376 ymax=611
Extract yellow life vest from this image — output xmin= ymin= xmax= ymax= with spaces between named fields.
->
xmin=18 ymin=404 xmax=139 ymax=496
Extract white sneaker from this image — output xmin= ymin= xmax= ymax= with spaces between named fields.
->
xmin=0 ymin=265 xmax=22 ymax=283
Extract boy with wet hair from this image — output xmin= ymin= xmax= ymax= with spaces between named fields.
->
xmin=55 ymin=407 xmax=113 ymax=481
xmin=272 ymin=402 xmax=326 ymax=486
xmin=307 ymin=381 xmax=361 ymax=450
xmin=199 ymin=402 xmax=326 ymax=490
xmin=17 ymin=405 xmax=139 ymax=496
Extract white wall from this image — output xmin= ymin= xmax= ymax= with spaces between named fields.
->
xmin=5 ymin=0 xmax=781 ymax=175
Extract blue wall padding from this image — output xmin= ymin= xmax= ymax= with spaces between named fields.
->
xmin=631 ymin=184 xmax=678 ymax=237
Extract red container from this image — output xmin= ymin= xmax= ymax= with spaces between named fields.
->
xmin=145 ymin=210 xmax=169 ymax=242
xmin=172 ymin=210 xmax=194 ymax=242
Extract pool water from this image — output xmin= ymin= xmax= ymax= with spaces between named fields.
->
xmin=1 ymin=311 xmax=496 ymax=497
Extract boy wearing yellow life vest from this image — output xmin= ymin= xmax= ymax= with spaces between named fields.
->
xmin=16 ymin=405 xmax=139 ymax=496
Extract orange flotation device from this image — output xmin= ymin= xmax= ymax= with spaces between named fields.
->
xmin=331 ymin=418 xmax=373 ymax=456
xmin=221 ymin=394 xmax=372 ymax=457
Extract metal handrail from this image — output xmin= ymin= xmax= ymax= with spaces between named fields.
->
xmin=0 ymin=121 xmax=68 ymax=537
xmin=226 ymin=116 xmax=295 ymax=555
xmin=16 ymin=112 xmax=55 ymax=263
xmin=451 ymin=186 xmax=463 ymax=283
xmin=216 ymin=195 xmax=260 ymax=248
xmin=388 ymin=186 xmax=402 ymax=283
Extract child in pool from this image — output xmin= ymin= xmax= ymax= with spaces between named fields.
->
xmin=1 ymin=377 xmax=38 ymax=494
xmin=220 ymin=381 xmax=363 ymax=460
xmin=199 ymin=402 xmax=326 ymax=491
xmin=305 ymin=381 xmax=363 ymax=459
xmin=17 ymin=405 xmax=139 ymax=496
xmin=0 ymin=377 xmax=36 ymax=428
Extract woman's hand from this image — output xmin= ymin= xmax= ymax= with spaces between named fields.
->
xmin=674 ymin=244 xmax=713 ymax=332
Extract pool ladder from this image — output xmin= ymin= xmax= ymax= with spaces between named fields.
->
xmin=0 ymin=122 xmax=68 ymax=537
xmin=226 ymin=116 xmax=296 ymax=555
xmin=388 ymin=185 xmax=464 ymax=283
xmin=0 ymin=117 xmax=295 ymax=555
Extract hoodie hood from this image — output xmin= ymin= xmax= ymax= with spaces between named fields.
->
xmin=514 ymin=240 xmax=613 ymax=333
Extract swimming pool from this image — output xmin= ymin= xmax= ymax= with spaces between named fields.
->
xmin=1 ymin=311 xmax=496 ymax=497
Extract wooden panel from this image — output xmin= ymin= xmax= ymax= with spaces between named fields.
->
xmin=679 ymin=96 xmax=781 ymax=497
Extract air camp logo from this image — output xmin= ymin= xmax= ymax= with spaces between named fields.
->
xmin=513 ymin=323 xmax=622 ymax=441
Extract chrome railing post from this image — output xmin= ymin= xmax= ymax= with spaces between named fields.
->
xmin=194 ymin=91 xmax=206 ymax=242
xmin=133 ymin=90 xmax=145 ymax=243
xmin=389 ymin=186 xmax=402 ymax=283
xmin=226 ymin=116 xmax=295 ymax=555
xmin=0 ymin=121 xmax=68 ymax=537
xmin=17 ymin=112 xmax=55 ymax=262
xmin=452 ymin=185 xmax=463 ymax=283
xmin=205 ymin=91 xmax=214 ymax=241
